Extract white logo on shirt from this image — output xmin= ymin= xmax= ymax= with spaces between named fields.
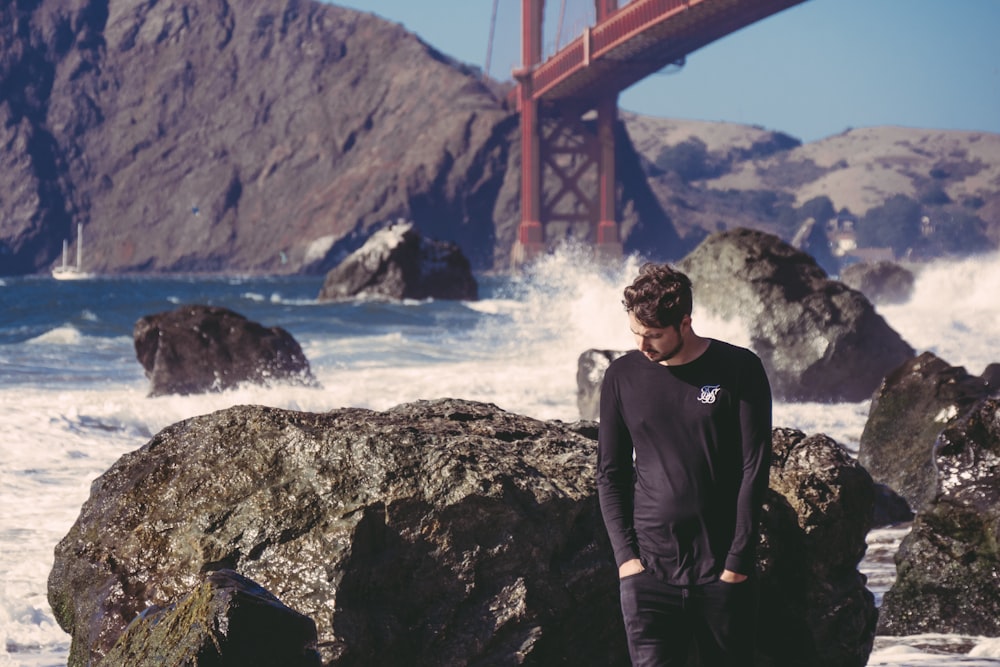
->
xmin=697 ymin=385 xmax=722 ymax=404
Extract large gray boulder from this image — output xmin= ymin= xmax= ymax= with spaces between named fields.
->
xmin=48 ymin=400 xmax=625 ymax=667
xmin=133 ymin=304 xmax=317 ymax=396
xmin=858 ymin=352 xmax=994 ymax=513
xmin=678 ymin=228 xmax=914 ymax=402
xmin=878 ymin=398 xmax=1000 ymax=636
xmin=48 ymin=399 xmax=876 ymax=667
xmin=97 ymin=569 xmax=320 ymax=666
xmin=318 ymin=222 xmax=478 ymax=301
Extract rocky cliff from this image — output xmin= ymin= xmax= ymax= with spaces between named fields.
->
xmin=0 ymin=0 xmax=509 ymax=274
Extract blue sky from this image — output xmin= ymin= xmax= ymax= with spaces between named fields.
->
xmin=332 ymin=0 xmax=1000 ymax=143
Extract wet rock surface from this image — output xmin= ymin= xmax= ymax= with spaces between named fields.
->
xmin=678 ymin=228 xmax=914 ymax=402
xmin=858 ymin=352 xmax=994 ymax=513
xmin=576 ymin=349 xmax=627 ymax=421
xmin=758 ymin=428 xmax=878 ymax=667
xmin=97 ymin=569 xmax=320 ymax=666
xmin=878 ymin=398 xmax=1000 ymax=636
xmin=318 ymin=222 xmax=478 ymax=301
xmin=133 ymin=304 xmax=316 ymax=396
xmin=48 ymin=400 xmax=624 ymax=666
xmin=871 ymin=484 xmax=915 ymax=528
xmin=49 ymin=400 xmax=876 ymax=666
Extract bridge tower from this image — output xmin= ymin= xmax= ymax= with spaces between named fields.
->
xmin=511 ymin=0 xmax=623 ymax=267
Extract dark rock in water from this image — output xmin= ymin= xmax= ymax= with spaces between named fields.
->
xmin=982 ymin=362 xmax=1000 ymax=390
xmin=839 ymin=261 xmax=915 ymax=305
xmin=871 ymin=483 xmax=915 ymax=528
xmin=858 ymin=352 xmax=993 ymax=513
xmin=47 ymin=399 xmax=876 ymax=666
xmin=97 ymin=569 xmax=320 ymax=667
xmin=133 ymin=305 xmax=317 ymax=396
xmin=757 ymin=428 xmax=877 ymax=667
xmin=317 ymin=222 xmax=478 ymax=301
xmin=678 ymin=228 xmax=914 ymax=402
xmin=576 ymin=349 xmax=628 ymax=421
xmin=878 ymin=398 xmax=1000 ymax=636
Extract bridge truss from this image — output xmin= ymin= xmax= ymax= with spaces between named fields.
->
xmin=510 ymin=0 xmax=809 ymax=266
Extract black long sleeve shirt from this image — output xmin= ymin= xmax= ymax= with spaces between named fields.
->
xmin=596 ymin=341 xmax=772 ymax=585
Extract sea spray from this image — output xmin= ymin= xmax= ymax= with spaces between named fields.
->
xmin=879 ymin=251 xmax=1000 ymax=376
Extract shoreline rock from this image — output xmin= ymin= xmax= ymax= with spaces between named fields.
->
xmin=317 ymin=221 xmax=478 ymax=301
xmin=678 ymin=228 xmax=914 ymax=402
xmin=134 ymin=304 xmax=317 ymax=396
xmin=839 ymin=261 xmax=915 ymax=305
xmin=878 ymin=398 xmax=1000 ymax=636
xmin=858 ymin=351 xmax=994 ymax=513
xmin=49 ymin=399 xmax=876 ymax=666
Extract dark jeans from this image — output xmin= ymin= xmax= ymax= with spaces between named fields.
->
xmin=619 ymin=570 xmax=756 ymax=667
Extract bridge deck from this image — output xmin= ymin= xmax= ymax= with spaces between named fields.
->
xmin=530 ymin=0 xmax=809 ymax=106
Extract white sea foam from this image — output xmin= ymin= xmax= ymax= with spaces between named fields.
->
xmin=879 ymin=252 xmax=1000 ymax=375
xmin=25 ymin=326 xmax=83 ymax=346
xmin=870 ymin=635 xmax=1000 ymax=665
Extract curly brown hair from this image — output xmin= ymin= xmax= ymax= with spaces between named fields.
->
xmin=622 ymin=263 xmax=693 ymax=328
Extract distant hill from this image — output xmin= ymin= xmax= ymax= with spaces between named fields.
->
xmin=0 ymin=0 xmax=996 ymax=276
xmin=623 ymin=112 xmax=1000 ymax=272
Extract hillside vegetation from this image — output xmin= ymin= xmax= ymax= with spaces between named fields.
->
xmin=624 ymin=112 xmax=1000 ymax=272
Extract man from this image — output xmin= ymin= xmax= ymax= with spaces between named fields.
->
xmin=597 ymin=263 xmax=772 ymax=666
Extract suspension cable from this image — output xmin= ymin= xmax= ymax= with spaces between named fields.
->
xmin=555 ymin=0 xmax=568 ymax=51
xmin=484 ymin=0 xmax=500 ymax=79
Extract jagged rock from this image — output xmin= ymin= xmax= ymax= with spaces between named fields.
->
xmin=982 ymin=362 xmax=1000 ymax=390
xmin=576 ymin=349 xmax=628 ymax=421
xmin=317 ymin=222 xmax=477 ymax=301
xmin=757 ymin=428 xmax=878 ymax=667
xmin=48 ymin=400 xmax=626 ymax=666
xmin=677 ymin=228 xmax=914 ymax=402
xmin=878 ymin=398 xmax=1000 ymax=636
xmin=871 ymin=483 xmax=915 ymax=528
xmin=47 ymin=400 xmax=876 ymax=666
xmin=839 ymin=261 xmax=915 ymax=305
xmin=133 ymin=304 xmax=316 ymax=396
xmin=858 ymin=352 xmax=993 ymax=513
xmin=97 ymin=569 xmax=320 ymax=666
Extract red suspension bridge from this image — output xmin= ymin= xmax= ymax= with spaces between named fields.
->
xmin=502 ymin=0 xmax=810 ymax=266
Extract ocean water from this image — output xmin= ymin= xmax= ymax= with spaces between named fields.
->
xmin=1 ymin=248 xmax=998 ymax=666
